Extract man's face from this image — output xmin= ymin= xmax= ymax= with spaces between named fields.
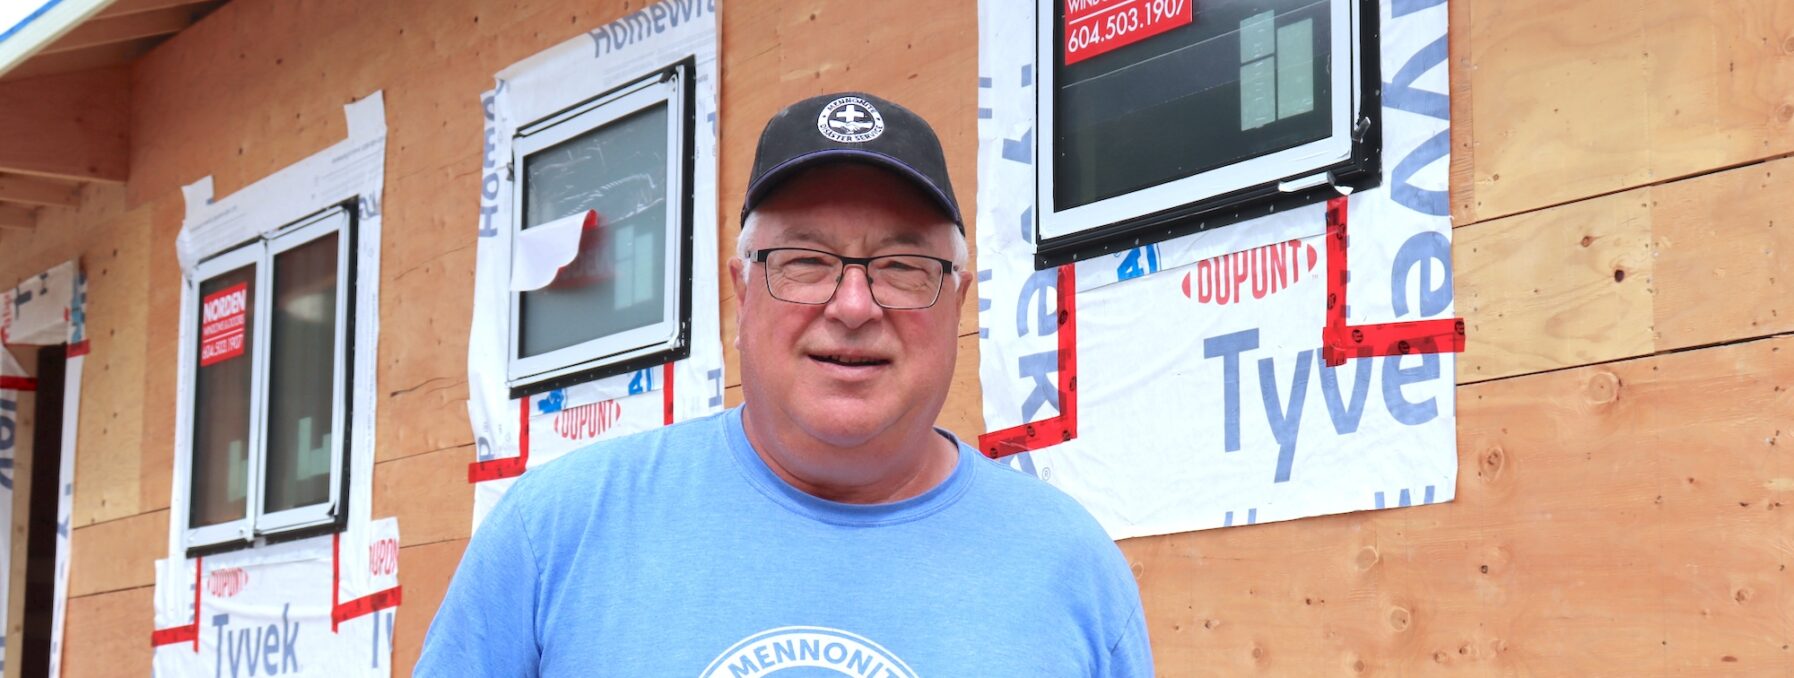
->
xmin=731 ymin=164 xmax=970 ymax=450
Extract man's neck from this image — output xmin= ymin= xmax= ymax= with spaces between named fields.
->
xmin=739 ymin=405 xmax=959 ymax=505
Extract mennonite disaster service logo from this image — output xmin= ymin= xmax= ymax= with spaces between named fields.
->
xmin=817 ymin=97 xmax=885 ymax=143
xmin=700 ymin=626 xmax=918 ymax=677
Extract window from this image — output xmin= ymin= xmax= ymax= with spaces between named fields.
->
xmin=182 ymin=205 xmax=355 ymax=551
xmin=506 ymin=60 xmax=694 ymax=396
xmin=1035 ymin=0 xmax=1381 ymax=267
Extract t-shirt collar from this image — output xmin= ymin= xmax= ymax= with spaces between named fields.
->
xmin=722 ymin=406 xmax=979 ymax=526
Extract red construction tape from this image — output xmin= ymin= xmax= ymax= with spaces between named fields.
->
xmin=662 ymin=361 xmax=675 ymax=425
xmin=1320 ymin=196 xmax=1466 ymax=367
xmin=470 ymin=363 xmax=679 ymax=483
xmin=978 ymin=265 xmax=1078 ymax=459
xmin=331 ymin=531 xmax=403 ymax=632
xmin=149 ymin=557 xmax=202 ymax=650
xmin=332 ymin=587 xmax=403 ymax=627
xmin=467 ymin=393 xmax=532 ymax=483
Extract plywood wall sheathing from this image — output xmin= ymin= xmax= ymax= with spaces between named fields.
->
xmin=0 ymin=67 xmax=130 ymax=184
xmin=0 ymin=0 xmax=1785 ymax=673
xmin=1126 ymin=336 xmax=1794 ymax=674
xmin=1460 ymin=0 xmax=1794 ymax=223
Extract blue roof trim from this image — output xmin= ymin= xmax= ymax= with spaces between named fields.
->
xmin=1 ymin=0 xmax=71 ymax=47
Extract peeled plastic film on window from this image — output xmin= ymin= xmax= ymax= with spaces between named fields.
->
xmin=510 ymin=210 xmax=596 ymax=292
xmin=464 ymin=0 xmax=726 ymax=532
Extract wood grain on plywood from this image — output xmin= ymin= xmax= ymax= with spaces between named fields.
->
xmin=1457 ymin=155 xmax=1794 ymax=383
xmin=391 ymin=538 xmax=468 ymax=678
xmin=1651 ymin=158 xmax=1794 ymax=350
xmin=1465 ymin=0 xmax=1794 ymax=223
xmin=1448 ymin=0 xmax=1476 ymax=226
xmin=137 ymin=195 xmax=186 ymax=514
xmin=372 ymin=445 xmax=474 ymax=548
xmin=0 ymin=66 xmax=130 ymax=183
xmin=1644 ymin=1 xmax=1794 ymax=188
xmin=60 ymin=586 xmax=154 ymax=678
xmin=68 ymin=510 xmax=167 ymax=597
xmin=938 ymin=332 xmax=985 ymax=441
xmin=1466 ymin=0 xmax=1651 ymax=222
xmin=1455 ymin=190 xmax=1654 ymax=383
xmin=1125 ymin=336 xmax=1794 ymax=675
xmin=376 ymin=164 xmax=478 ymax=464
xmin=72 ymin=207 xmax=154 ymax=525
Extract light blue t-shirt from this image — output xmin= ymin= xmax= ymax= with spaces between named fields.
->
xmin=417 ymin=407 xmax=1152 ymax=677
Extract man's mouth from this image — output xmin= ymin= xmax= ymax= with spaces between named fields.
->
xmin=810 ymin=353 xmax=891 ymax=367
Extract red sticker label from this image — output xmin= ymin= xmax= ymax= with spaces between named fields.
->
xmin=1064 ymin=0 xmax=1193 ymax=66
xmin=199 ymin=282 xmax=249 ymax=367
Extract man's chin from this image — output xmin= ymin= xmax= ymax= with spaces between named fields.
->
xmin=788 ymin=403 xmax=902 ymax=448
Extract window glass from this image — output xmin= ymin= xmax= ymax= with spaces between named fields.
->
xmin=1054 ymin=0 xmax=1331 ymax=209
xmin=190 ymin=266 xmax=255 ymax=528
xmin=518 ymin=103 xmax=670 ymax=358
xmin=263 ymin=233 xmax=338 ymax=515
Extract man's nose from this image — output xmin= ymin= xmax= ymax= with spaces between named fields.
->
xmin=824 ymin=266 xmax=882 ymax=328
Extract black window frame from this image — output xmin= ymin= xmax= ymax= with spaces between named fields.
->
xmin=1034 ymin=0 xmax=1383 ymax=269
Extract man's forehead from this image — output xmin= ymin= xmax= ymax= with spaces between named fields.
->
xmin=763 ymin=223 xmax=933 ymax=249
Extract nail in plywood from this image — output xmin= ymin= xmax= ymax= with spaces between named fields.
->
xmin=71 ymin=206 xmax=154 ymax=526
xmin=1124 ymin=336 xmax=1794 ymax=675
xmin=3 ymin=352 xmax=38 ymax=678
xmin=1442 ymin=336 xmax=1793 ymax=673
xmin=1447 ymin=0 xmax=1477 ymax=227
xmin=1466 ymin=0 xmax=1652 ymax=223
xmin=0 ymin=66 xmax=129 ymax=183
xmin=1651 ymin=158 xmax=1794 ymax=350
xmin=1643 ymin=1 xmax=1794 ymax=190
xmin=1465 ymin=0 xmax=1794 ymax=223
xmin=136 ymin=195 xmax=186 ymax=514
xmin=67 ymin=509 xmax=167 ymax=597
xmin=1455 ymin=189 xmax=1655 ymax=383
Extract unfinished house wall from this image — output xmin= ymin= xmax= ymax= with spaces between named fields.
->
xmin=0 ymin=0 xmax=1784 ymax=674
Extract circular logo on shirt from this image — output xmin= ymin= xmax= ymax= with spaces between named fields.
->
xmin=699 ymin=626 xmax=918 ymax=677
xmin=817 ymin=97 xmax=885 ymax=144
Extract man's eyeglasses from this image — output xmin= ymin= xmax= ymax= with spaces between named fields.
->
xmin=749 ymin=247 xmax=957 ymax=310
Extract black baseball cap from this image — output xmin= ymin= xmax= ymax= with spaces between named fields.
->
xmin=742 ymin=91 xmax=963 ymax=232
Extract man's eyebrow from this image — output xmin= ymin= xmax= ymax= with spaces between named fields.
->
xmin=876 ymin=231 xmax=928 ymax=249
xmin=772 ymin=227 xmax=830 ymax=247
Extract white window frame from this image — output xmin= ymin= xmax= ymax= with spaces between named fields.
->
xmin=505 ymin=65 xmax=690 ymax=392
xmin=180 ymin=206 xmax=353 ymax=551
xmin=1035 ymin=0 xmax=1368 ymax=247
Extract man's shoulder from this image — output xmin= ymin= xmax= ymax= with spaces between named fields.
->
xmin=959 ymin=449 xmax=1117 ymax=548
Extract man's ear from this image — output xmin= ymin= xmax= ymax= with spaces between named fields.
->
xmin=728 ymin=256 xmax=746 ymax=301
xmin=728 ymin=257 xmax=747 ymax=350
xmin=954 ymin=269 xmax=973 ymax=310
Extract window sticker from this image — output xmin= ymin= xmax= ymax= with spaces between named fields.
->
xmin=199 ymin=282 xmax=250 ymax=367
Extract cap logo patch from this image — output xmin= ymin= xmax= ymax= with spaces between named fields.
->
xmin=817 ymin=96 xmax=885 ymax=143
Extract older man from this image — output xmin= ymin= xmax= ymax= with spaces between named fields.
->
xmin=418 ymin=92 xmax=1152 ymax=676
